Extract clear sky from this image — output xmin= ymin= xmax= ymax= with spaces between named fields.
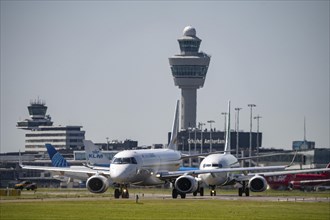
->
xmin=1 ymin=1 xmax=329 ymax=153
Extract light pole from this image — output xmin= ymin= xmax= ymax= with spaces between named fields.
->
xmin=188 ymin=128 xmax=192 ymax=166
xmin=193 ymin=127 xmax=197 ymax=167
xmin=199 ymin=122 xmax=205 ymax=154
xmin=235 ymin=107 xmax=242 ymax=158
xmin=207 ymin=120 xmax=215 ymax=152
xmin=254 ymin=115 xmax=262 ymax=166
xmin=248 ymin=104 xmax=256 ymax=167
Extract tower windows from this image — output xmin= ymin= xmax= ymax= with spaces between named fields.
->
xmin=171 ymin=65 xmax=208 ymax=78
xmin=179 ymin=40 xmax=201 ymax=53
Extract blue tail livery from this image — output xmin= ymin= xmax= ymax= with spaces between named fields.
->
xmin=45 ymin=144 xmax=70 ymax=167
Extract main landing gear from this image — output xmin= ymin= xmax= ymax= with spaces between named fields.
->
xmin=238 ymin=181 xmax=250 ymax=197
xmin=114 ymin=185 xmax=129 ymax=199
xmin=193 ymin=187 xmax=204 ymax=197
xmin=172 ymin=188 xmax=186 ymax=199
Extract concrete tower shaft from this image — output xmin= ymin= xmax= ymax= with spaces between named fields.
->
xmin=169 ymin=26 xmax=211 ymax=129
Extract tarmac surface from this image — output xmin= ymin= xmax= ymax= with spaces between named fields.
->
xmin=1 ymin=192 xmax=329 ymax=203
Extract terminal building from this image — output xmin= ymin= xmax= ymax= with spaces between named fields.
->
xmin=24 ymin=125 xmax=85 ymax=152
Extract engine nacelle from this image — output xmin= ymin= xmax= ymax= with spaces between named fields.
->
xmin=248 ymin=175 xmax=268 ymax=192
xmin=86 ymin=175 xmax=109 ymax=193
xmin=174 ymin=175 xmax=198 ymax=194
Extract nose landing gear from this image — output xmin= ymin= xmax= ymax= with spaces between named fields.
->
xmin=238 ymin=181 xmax=250 ymax=197
xmin=210 ymin=185 xmax=217 ymax=196
xmin=114 ymin=185 xmax=129 ymax=199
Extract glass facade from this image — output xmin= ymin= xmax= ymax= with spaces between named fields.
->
xmin=28 ymin=105 xmax=47 ymax=116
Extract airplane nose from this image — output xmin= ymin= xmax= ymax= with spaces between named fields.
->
xmin=110 ymin=165 xmax=135 ymax=182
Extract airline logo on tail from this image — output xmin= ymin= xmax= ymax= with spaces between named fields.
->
xmin=83 ymin=140 xmax=111 ymax=167
xmin=88 ymin=150 xmax=104 ymax=159
xmin=45 ymin=144 xmax=70 ymax=167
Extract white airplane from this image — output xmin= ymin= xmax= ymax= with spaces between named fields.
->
xmin=88 ymin=100 xmax=195 ymax=198
xmin=157 ymin=101 xmax=330 ymax=198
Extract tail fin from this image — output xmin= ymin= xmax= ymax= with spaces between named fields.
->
xmin=224 ymin=101 xmax=231 ymax=154
xmin=83 ymin=140 xmax=111 ymax=167
xmin=168 ymin=100 xmax=180 ymax=150
xmin=19 ymin=150 xmax=22 ymax=167
xmin=45 ymin=144 xmax=70 ymax=167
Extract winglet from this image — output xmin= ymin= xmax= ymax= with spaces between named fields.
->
xmin=45 ymin=144 xmax=70 ymax=167
xmin=168 ymin=100 xmax=180 ymax=150
xmin=224 ymin=101 xmax=231 ymax=154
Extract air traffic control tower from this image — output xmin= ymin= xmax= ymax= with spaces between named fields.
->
xmin=169 ymin=26 xmax=211 ymax=129
xmin=17 ymin=99 xmax=53 ymax=130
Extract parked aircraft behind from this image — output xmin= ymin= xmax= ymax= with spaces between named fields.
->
xmin=266 ymin=163 xmax=330 ymax=191
xmin=83 ymin=140 xmax=112 ymax=168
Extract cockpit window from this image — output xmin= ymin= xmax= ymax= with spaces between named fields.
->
xmin=112 ymin=157 xmax=137 ymax=164
xmin=203 ymin=163 xmax=222 ymax=168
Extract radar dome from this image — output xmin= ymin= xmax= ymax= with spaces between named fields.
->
xmin=183 ymin=26 xmax=196 ymax=37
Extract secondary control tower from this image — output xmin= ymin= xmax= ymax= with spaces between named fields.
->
xmin=17 ymin=98 xmax=53 ymax=130
xmin=169 ymin=26 xmax=211 ymax=129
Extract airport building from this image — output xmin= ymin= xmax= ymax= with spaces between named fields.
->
xmin=292 ymin=140 xmax=315 ymax=151
xmin=17 ymin=99 xmax=85 ymax=152
xmin=17 ymin=99 xmax=53 ymax=129
xmin=24 ymin=125 xmax=85 ymax=152
xmin=175 ymin=130 xmax=262 ymax=154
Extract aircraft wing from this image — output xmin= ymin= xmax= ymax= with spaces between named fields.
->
xmin=157 ymin=165 xmax=287 ymax=179
xmin=20 ymin=164 xmax=110 ymax=176
xmin=157 ymin=166 xmax=330 ymax=180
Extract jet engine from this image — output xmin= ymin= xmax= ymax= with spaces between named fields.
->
xmin=248 ymin=175 xmax=268 ymax=192
xmin=86 ymin=175 xmax=109 ymax=193
xmin=174 ymin=175 xmax=198 ymax=194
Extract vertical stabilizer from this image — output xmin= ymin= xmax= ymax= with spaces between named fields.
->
xmin=224 ymin=101 xmax=231 ymax=154
xmin=45 ymin=144 xmax=70 ymax=167
xmin=83 ymin=140 xmax=111 ymax=167
xmin=168 ymin=100 xmax=180 ymax=150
